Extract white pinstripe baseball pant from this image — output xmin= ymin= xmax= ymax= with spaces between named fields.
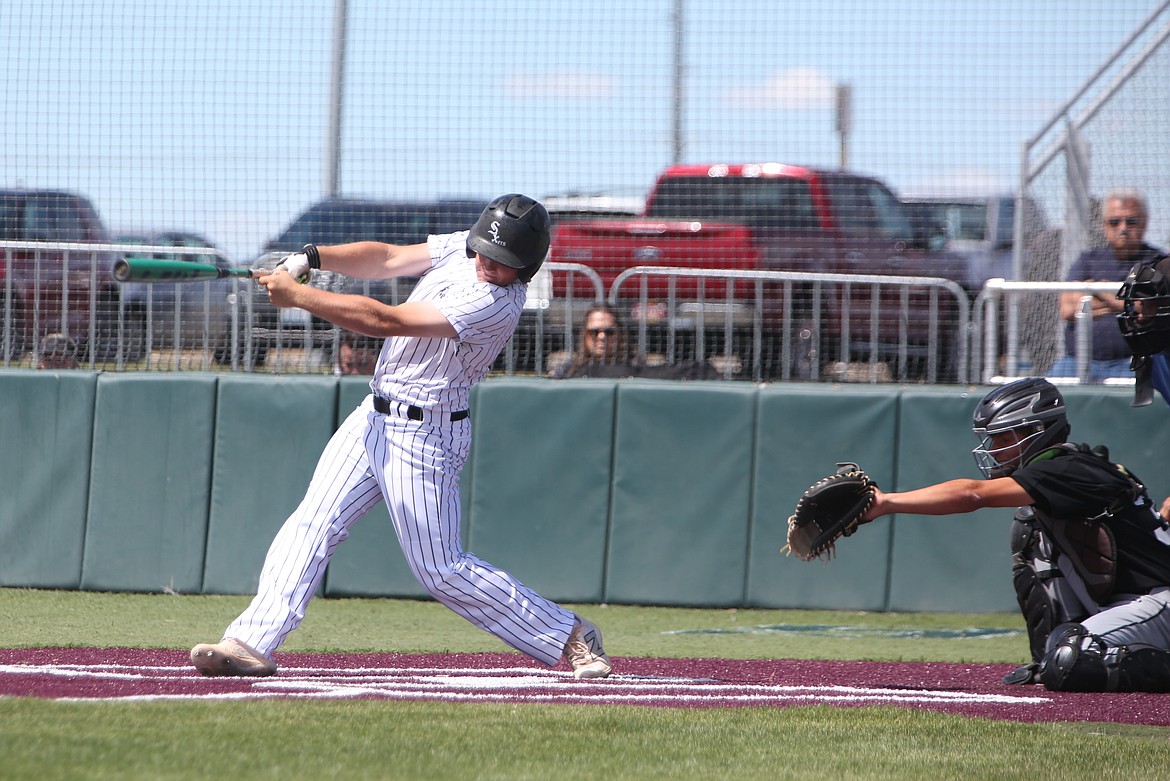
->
xmin=225 ymin=397 xmax=576 ymax=666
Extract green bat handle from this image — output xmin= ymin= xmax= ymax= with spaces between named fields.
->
xmin=112 ymin=258 xmax=256 ymax=283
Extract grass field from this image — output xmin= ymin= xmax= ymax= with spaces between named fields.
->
xmin=2 ymin=588 xmax=1169 ymax=780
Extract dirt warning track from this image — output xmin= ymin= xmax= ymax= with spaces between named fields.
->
xmin=2 ymin=648 xmax=1169 ymax=726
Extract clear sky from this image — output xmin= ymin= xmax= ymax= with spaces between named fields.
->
xmin=4 ymin=1 xmax=1168 ymax=260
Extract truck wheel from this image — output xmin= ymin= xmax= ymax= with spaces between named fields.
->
xmin=1 ymin=294 xmax=30 ymax=363
xmin=760 ymin=321 xmax=823 ymax=381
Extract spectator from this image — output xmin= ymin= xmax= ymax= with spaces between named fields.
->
xmin=861 ymin=377 xmax=1170 ymax=692
xmin=548 ymin=304 xmax=729 ymax=381
xmin=548 ymin=305 xmax=642 ymax=379
xmin=336 ymin=330 xmax=379 ymax=376
xmin=37 ymin=333 xmax=80 ymax=370
xmin=1050 ymin=188 xmax=1165 ymax=381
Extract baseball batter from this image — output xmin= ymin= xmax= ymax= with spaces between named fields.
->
xmin=191 ymin=194 xmax=611 ymax=679
xmin=860 ymin=377 xmax=1170 ymax=692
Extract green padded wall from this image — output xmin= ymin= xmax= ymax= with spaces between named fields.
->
xmin=746 ymin=384 xmax=899 ymax=610
xmin=82 ymin=373 xmax=217 ymax=593
xmin=0 ymin=371 xmax=96 ymax=588
xmin=466 ymin=378 xmax=616 ymax=603
xmin=13 ymin=370 xmax=1169 ymax=613
xmin=323 ymin=378 xmax=433 ymax=598
xmin=605 ymin=380 xmax=756 ymax=606
xmin=201 ymin=374 xmax=338 ymax=595
xmin=1059 ymin=385 xmax=1170 ymax=477
xmin=886 ymin=387 xmax=1017 ymax=612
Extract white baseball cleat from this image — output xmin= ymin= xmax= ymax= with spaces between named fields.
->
xmin=190 ymin=637 xmax=277 ymax=677
xmin=564 ymin=616 xmax=612 ymax=679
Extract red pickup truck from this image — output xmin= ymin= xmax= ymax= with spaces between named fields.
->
xmin=548 ymin=163 xmax=967 ymax=380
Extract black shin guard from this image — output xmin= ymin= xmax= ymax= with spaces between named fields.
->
xmin=1038 ymin=624 xmax=1170 ymax=692
xmin=1113 ymin=647 xmax=1170 ymax=693
xmin=1038 ymin=623 xmax=1108 ymax=692
xmin=1010 ymin=516 xmax=1057 ymax=663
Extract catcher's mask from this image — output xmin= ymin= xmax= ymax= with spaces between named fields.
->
xmin=1117 ymin=257 xmax=1170 ymax=357
xmin=971 ymin=377 xmax=1070 ymax=478
xmin=465 ymin=193 xmax=551 ymax=283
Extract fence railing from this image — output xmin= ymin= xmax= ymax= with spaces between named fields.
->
xmin=2 ymin=240 xmax=243 ymax=370
xmin=2 ymin=239 xmax=999 ymax=383
xmin=607 ymin=266 xmax=970 ymax=384
xmin=974 ymin=278 xmax=1125 ymax=385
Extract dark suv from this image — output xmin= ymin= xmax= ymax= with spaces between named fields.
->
xmin=252 ymin=197 xmax=488 ymax=344
xmin=0 ymin=190 xmax=128 ymax=363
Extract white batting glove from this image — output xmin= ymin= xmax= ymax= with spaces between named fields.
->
xmin=275 ymin=252 xmax=312 ymax=284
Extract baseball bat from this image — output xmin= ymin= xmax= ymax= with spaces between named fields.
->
xmin=112 ymin=258 xmax=257 ymax=283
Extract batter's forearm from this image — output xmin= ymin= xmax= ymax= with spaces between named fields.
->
xmin=317 ymin=242 xmax=432 ymax=280
xmin=285 ymin=286 xmax=456 ymax=339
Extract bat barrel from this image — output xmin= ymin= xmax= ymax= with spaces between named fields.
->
xmin=111 ymin=258 xmax=251 ymax=283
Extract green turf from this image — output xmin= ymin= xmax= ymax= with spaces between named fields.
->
xmin=3 ymin=588 xmax=1169 ymax=780
xmin=0 ymin=588 xmax=1028 ymax=663
xmin=1 ymin=699 xmax=1168 ymax=781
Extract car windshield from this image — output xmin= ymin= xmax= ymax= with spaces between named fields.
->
xmin=272 ymin=201 xmax=483 ymax=249
xmin=824 ymin=178 xmax=914 ymax=240
xmin=648 ymin=177 xmax=819 ymax=230
xmin=432 ymin=201 xmax=486 ymax=234
xmin=278 ymin=205 xmax=419 ymax=246
xmin=0 ymin=193 xmax=89 ymax=242
xmin=915 ymin=202 xmax=988 ymax=241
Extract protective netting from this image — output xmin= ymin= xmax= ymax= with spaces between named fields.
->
xmin=2 ymin=1 xmax=1167 ymax=380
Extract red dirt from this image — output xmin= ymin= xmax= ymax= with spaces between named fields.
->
xmin=2 ymin=648 xmax=1167 ymax=725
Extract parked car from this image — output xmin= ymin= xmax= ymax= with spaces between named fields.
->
xmin=901 ymin=193 xmax=1048 ymax=292
xmin=114 ymin=231 xmax=241 ymax=362
xmin=0 ymin=189 xmax=129 ymax=363
xmin=546 ymin=164 xmax=968 ymax=380
xmin=251 ymin=197 xmax=489 ymax=345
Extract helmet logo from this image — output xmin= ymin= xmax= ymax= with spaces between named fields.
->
xmin=488 ymin=220 xmax=507 ymax=247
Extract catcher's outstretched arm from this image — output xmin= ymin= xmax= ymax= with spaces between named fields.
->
xmin=866 ymin=477 xmax=1033 ymax=520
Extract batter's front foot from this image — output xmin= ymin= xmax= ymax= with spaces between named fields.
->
xmin=564 ymin=616 xmax=612 ymax=679
xmin=190 ymin=637 xmax=277 ymax=677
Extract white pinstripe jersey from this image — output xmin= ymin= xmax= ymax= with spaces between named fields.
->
xmin=369 ymin=230 xmax=524 ymax=411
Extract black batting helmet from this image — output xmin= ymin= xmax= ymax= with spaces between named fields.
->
xmin=971 ymin=377 xmax=1070 ymax=478
xmin=1117 ymin=257 xmax=1170 ymax=357
xmin=465 ymin=194 xmax=551 ymax=283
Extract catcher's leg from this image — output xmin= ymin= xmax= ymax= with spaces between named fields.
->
xmin=1003 ymin=511 xmax=1087 ymax=684
xmin=1037 ymin=623 xmax=1170 ymax=692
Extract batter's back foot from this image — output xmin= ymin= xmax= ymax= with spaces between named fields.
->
xmin=190 ymin=637 xmax=277 ymax=677
xmin=564 ymin=615 xmax=612 ymax=679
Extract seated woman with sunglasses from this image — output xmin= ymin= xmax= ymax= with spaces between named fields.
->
xmin=1049 ymin=188 xmax=1166 ymax=382
xmin=548 ymin=305 xmax=646 ymax=379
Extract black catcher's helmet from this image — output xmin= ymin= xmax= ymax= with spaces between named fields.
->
xmin=971 ymin=377 xmax=1070 ymax=478
xmin=466 ymin=194 xmax=551 ymax=283
xmin=1117 ymin=257 xmax=1170 ymax=357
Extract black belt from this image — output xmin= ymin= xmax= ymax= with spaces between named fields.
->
xmin=373 ymin=395 xmax=469 ymax=422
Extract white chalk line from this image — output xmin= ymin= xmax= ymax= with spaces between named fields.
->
xmin=0 ymin=662 xmax=1051 ymax=706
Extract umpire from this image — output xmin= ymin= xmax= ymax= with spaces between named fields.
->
xmin=861 ymin=377 xmax=1170 ymax=692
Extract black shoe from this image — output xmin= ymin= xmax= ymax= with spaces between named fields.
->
xmin=1002 ymin=663 xmax=1040 ymax=685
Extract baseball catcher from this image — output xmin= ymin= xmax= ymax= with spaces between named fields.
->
xmin=784 ymin=462 xmax=878 ymax=561
xmin=858 ymin=378 xmax=1170 ymax=692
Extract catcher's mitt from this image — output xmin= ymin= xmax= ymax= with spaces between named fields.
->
xmin=783 ymin=462 xmax=877 ymax=561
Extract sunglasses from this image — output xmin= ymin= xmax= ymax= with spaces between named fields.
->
xmin=586 ymin=327 xmax=617 ymax=336
xmin=1106 ymin=217 xmax=1143 ymax=227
